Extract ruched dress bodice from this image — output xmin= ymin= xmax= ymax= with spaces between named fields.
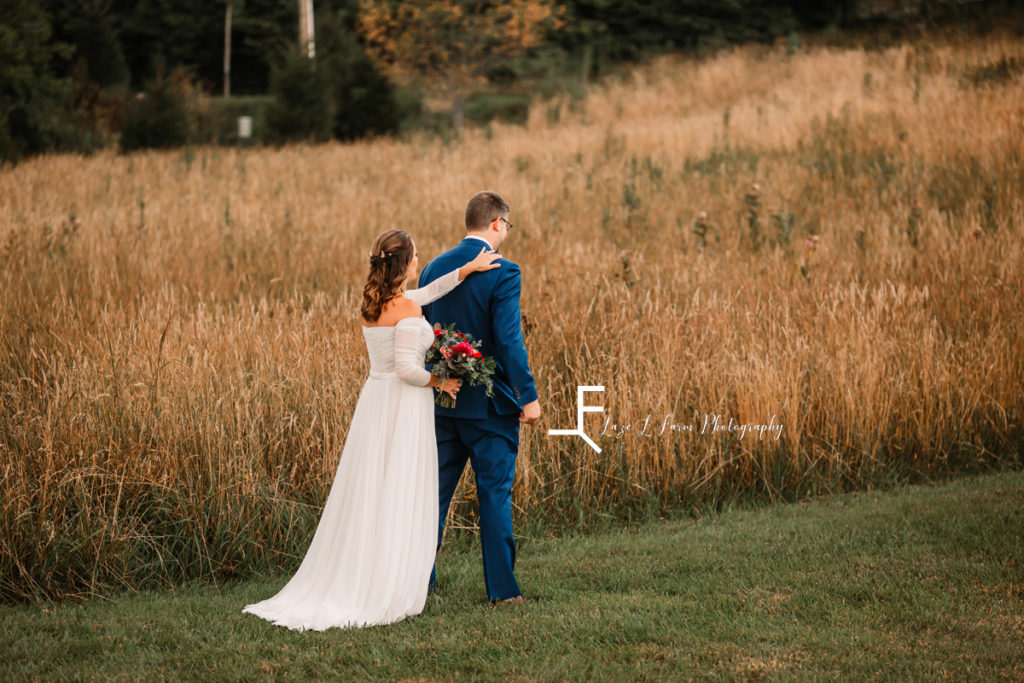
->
xmin=362 ymin=317 xmax=436 ymax=383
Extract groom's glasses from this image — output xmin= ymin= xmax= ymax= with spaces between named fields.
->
xmin=497 ymin=216 xmax=514 ymax=229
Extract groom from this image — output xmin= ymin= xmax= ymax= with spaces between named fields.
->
xmin=420 ymin=191 xmax=541 ymax=605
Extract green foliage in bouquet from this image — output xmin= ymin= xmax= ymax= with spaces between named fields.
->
xmin=425 ymin=323 xmax=496 ymax=408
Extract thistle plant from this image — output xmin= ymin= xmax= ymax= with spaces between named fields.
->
xmin=800 ymin=234 xmax=820 ymax=281
xmin=744 ymin=183 xmax=762 ymax=251
xmin=619 ymin=249 xmax=636 ymax=287
xmin=693 ymin=211 xmax=715 ymax=250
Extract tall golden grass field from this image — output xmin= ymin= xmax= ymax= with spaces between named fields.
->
xmin=1 ymin=31 xmax=1022 ymax=602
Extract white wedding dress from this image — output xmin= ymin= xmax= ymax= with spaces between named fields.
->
xmin=242 ymin=268 xmax=463 ymax=631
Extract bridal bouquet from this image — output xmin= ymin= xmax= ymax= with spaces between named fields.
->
xmin=425 ymin=323 xmax=496 ymax=408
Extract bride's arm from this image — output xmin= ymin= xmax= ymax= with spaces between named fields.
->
xmin=393 ymin=319 xmax=434 ymax=387
xmin=393 ymin=318 xmax=460 ymax=397
xmin=404 ymin=267 xmax=461 ymax=307
xmin=405 ymin=247 xmax=501 ymax=306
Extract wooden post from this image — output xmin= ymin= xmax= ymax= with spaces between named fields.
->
xmin=307 ymin=0 xmax=316 ymax=58
xmin=223 ymin=1 xmax=232 ymax=97
xmin=298 ymin=0 xmax=315 ymax=58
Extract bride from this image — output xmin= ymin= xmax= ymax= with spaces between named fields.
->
xmin=242 ymin=229 xmax=500 ymax=631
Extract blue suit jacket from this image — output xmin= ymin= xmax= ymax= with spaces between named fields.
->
xmin=419 ymin=237 xmax=538 ymax=419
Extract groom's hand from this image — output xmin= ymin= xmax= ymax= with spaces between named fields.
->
xmin=519 ymin=399 xmax=541 ymax=425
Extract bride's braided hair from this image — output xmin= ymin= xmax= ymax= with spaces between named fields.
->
xmin=361 ymin=229 xmax=415 ymax=322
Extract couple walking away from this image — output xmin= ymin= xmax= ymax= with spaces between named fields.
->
xmin=243 ymin=191 xmax=541 ymax=631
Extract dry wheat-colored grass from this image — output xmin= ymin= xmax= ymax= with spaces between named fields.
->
xmin=2 ymin=30 xmax=1022 ymax=602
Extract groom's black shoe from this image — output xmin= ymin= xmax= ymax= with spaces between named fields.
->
xmin=491 ymin=595 xmax=525 ymax=606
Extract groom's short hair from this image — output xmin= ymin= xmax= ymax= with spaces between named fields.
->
xmin=465 ymin=191 xmax=510 ymax=232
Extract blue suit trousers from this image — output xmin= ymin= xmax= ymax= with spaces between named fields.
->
xmin=428 ymin=402 xmax=521 ymax=601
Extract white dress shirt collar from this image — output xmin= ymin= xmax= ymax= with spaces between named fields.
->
xmin=464 ymin=234 xmax=494 ymax=251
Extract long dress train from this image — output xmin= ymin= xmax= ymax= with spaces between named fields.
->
xmin=241 ymin=268 xmax=462 ymax=631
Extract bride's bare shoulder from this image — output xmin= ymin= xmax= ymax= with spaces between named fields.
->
xmin=390 ymin=295 xmax=422 ymax=319
xmin=364 ymin=295 xmax=421 ymax=327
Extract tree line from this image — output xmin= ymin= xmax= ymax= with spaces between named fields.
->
xmin=0 ymin=0 xmax=1013 ymax=162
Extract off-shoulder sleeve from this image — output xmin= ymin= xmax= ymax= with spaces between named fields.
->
xmin=405 ymin=267 xmax=461 ymax=307
xmin=393 ymin=319 xmax=432 ymax=387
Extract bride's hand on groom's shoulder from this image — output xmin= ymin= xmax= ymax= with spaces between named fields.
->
xmin=467 ymin=247 xmax=502 ymax=274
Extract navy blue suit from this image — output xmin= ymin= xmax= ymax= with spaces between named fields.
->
xmin=420 ymin=236 xmax=537 ymax=601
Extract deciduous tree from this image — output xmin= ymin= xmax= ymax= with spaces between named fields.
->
xmin=357 ymin=0 xmax=565 ymax=133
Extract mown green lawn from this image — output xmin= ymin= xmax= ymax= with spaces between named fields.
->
xmin=3 ymin=470 xmax=1022 ymax=680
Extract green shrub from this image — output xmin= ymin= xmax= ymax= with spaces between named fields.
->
xmin=329 ymin=57 xmax=401 ymax=140
xmin=963 ymin=55 xmax=1024 ymax=88
xmin=465 ymin=94 xmax=531 ymax=125
xmin=317 ymin=9 xmax=401 ymax=141
xmin=0 ymin=0 xmax=79 ymax=163
xmin=265 ymin=48 xmax=331 ymax=144
xmin=119 ymin=71 xmax=189 ymax=151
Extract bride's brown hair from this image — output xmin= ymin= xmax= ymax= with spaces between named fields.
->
xmin=360 ymin=229 xmax=415 ymax=322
